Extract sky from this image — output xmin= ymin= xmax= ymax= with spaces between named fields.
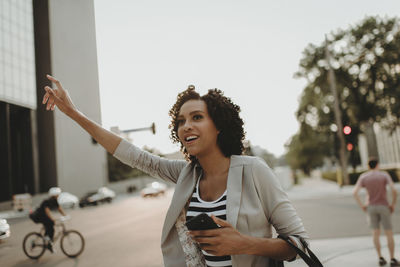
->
xmin=93 ymin=0 xmax=400 ymax=157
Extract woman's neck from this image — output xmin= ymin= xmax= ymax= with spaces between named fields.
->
xmin=197 ymin=150 xmax=230 ymax=179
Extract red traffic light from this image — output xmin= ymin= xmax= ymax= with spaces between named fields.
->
xmin=343 ymin=126 xmax=352 ymax=135
xmin=347 ymin=143 xmax=354 ymax=151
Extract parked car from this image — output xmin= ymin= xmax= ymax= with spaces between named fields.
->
xmin=79 ymin=187 xmax=116 ymax=207
xmin=58 ymin=192 xmax=79 ymax=209
xmin=141 ymin=182 xmax=167 ymax=198
xmin=0 ymin=219 xmax=10 ymax=240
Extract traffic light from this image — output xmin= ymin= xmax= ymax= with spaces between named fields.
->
xmin=346 ymin=143 xmax=354 ymax=151
xmin=343 ymin=125 xmax=353 ymax=151
xmin=343 ymin=126 xmax=352 ymax=135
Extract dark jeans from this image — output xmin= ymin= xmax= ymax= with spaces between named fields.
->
xmin=40 ymin=216 xmax=55 ymax=240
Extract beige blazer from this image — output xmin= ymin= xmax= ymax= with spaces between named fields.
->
xmin=114 ymin=139 xmax=308 ymax=267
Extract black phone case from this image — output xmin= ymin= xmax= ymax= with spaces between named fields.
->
xmin=185 ymin=213 xmax=220 ymax=230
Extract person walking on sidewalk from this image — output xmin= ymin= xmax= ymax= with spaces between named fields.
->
xmin=353 ymin=158 xmax=399 ymax=266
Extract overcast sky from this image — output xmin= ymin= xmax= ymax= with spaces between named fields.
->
xmin=94 ymin=0 xmax=400 ymax=157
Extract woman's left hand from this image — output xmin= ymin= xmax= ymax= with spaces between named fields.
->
xmin=189 ymin=215 xmax=250 ymax=256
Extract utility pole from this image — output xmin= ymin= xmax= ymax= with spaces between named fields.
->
xmin=325 ymin=36 xmax=350 ymax=185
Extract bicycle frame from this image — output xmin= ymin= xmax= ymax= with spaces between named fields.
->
xmin=38 ymin=220 xmax=68 ymax=243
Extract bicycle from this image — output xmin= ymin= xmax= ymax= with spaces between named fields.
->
xmin=23 ymin=215 xmax=85 ymax=259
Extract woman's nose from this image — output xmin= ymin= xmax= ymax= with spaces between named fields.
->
xmin=182 ymin=121 xmax=192 ymax=131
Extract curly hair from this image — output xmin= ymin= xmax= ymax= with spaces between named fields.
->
xmin=169 ymin=85 xmax=245 ymax=162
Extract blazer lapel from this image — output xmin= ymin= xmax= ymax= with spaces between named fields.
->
xmin=161 ymin=165 xmax=201 ymax=243
xmin=226 ymin=156 xmax=243 ymax=228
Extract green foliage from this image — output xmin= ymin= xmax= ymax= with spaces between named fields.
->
xmin=321 ymin=171 xmax=337 ymax=183
xmin=296 ymin=16 xmax=400 ymax=131
xmin=285 ymin=123 xmax=332 ymax=175
xmin=107 ymin=153 xmax=148 ymax=182
xmin=287 ymin=16 xmax=400 ymax=172
xmin=245 ymin=145 xmax=278 ymax=168
xmin=260 ymin=151 xmax=277 ymax=169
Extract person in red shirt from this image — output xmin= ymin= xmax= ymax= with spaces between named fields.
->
xmin=353 ymin=158 xmax=399 ymax=266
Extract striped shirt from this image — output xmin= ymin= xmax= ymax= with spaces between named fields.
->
xmin=186 ymin=178 xmax=232 ymax=267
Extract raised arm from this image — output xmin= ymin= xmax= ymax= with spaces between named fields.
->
xmin=42 ymin=75 xmax=122 ymax=154
xmin=43 ymin=75 xmax=187 ymax=182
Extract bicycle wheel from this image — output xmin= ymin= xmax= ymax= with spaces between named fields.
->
xmin=60 ymin=230 xmax=85 ymax=258
xmin=22 ymin=232 xmax=46 ymax=259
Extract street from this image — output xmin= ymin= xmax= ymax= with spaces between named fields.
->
xmin=1 ymin=180 xmax=400 ymax=267
xmin=0 ymin=190 xmax=173 ymax=267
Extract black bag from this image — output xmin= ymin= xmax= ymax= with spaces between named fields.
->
xmin=29 ymin=209 xmax=41 ymax=224
xmin=269 ymin=235 xmax=323 ymax=267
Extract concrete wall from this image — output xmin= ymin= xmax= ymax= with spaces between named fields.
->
xmin=48 ymin=0 xmax=108 ymax=196
xmin=358 ymin=124 xmax=400 ymax=169
xmin=375 ymin=124 xmax=400 ymax=169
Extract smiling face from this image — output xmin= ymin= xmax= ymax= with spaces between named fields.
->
xmin=177 ymin=99 xmax=220 ymax=159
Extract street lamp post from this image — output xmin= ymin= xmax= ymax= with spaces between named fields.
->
xmin=110 ymin=123 xmax=156 ymax=143
xmin=121 ymin=122 xmax=156 ymax=135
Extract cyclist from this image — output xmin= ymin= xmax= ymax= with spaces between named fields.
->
xmin=30 ymin=187 xmax=66 ymax=252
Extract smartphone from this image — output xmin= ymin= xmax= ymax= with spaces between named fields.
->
xmin=185 ymin=213 xmax=220 ymax=231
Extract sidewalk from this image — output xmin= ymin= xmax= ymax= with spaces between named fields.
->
xmin=286 ymin=177 xmax=400 ymax=266
xmin=286 ymin=234 xmax=400 ymax=267
xmin=0 ymin=193 xmax=49 ymax=220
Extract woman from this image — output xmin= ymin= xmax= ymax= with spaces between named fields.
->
xmin=43 ymin=75 xmax=308 ymax=267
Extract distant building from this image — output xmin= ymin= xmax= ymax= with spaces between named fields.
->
xmin=359 ymin=124 xmax=400 ymax=169
xmin=0 ymin=0 xmax=107 ymax=202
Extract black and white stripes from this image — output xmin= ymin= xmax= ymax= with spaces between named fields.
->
xmin=186 ymin=179 xmax=232 ymax=267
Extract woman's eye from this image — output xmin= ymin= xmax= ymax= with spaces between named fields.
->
xmin=177 ymin=119 xmax=184 ymax=125
xmin=193 ymin=114 xmax=202 ymax=120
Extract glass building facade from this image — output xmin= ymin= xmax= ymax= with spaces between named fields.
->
xmin=0 ymin=0 xmax=105 ymax=202
xmin=0 ymin=0 xmax=37 ymax=201
xmin=0 ymin=0 xmax=36 ymax=109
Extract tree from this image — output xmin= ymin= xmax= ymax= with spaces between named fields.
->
xmin=291 ymin=16 xmax=400 ymax=173
xmin=107 ymin=153 xmax=147 ymax=182
xmin=286 ymin=123 xmax=332 ymax=175
xmin=245 ymin=143 xmax=277 ymax=168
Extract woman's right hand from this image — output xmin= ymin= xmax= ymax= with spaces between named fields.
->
xmin=42 ymin=75 xmax=77 ymax=116
xmin=43 ymin=74 xmax=122 ymax=154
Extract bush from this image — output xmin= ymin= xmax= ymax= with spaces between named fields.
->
xmin=321 ymin=171 xmax=337 ymax=182
xmin=322 ymin=168 xmax=399 ymax=185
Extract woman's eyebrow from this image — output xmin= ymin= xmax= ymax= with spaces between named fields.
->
xmin=177 ymin=110 xmax=205 ymax=118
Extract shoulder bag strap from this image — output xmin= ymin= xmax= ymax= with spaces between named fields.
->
xmin=277 ymin=235 xmax=323 ymax=267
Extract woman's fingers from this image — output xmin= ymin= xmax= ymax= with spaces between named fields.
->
xmin=48 ymin=99 xmax=55 ymax=110
xmin=211 ymin=215 xmax=231 ymax=228
xmin=43 ymin=74 xmax=77 ymax=115
xmin=46 ymin=74 xmax=64 ymax=90
xmin=193 ymin=236 xmax=216 ymax=245
xmin=46 ymin=96 xmax=54 ymax=110
xmin=42 ymin=92 xmax=49 ymax=104
xmin=44 ymin=86 xmax=60 ymax=110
